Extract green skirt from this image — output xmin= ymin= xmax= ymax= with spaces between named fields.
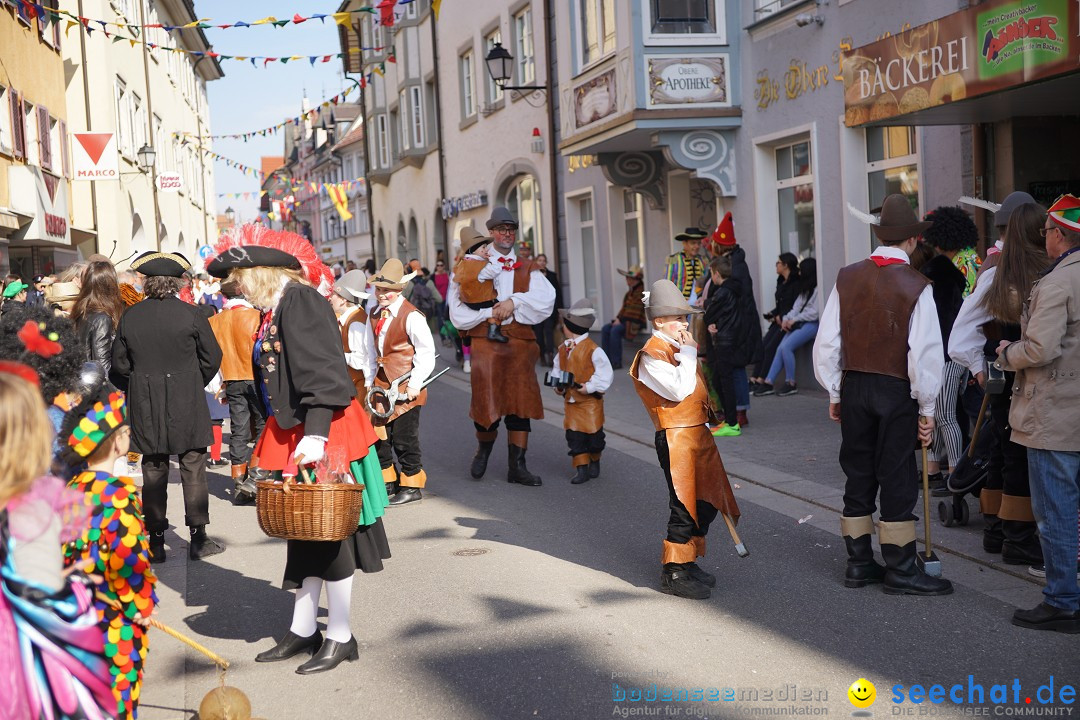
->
xmin=353 ymin=444 xmax=389 ymax=527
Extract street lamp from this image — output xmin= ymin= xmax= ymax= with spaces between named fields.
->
xmin=484 ymin=42 xmax=548 ymax=95
xmin=137 ymin=143 xmax=156 ymax=172
xmin=225 ymin=206 xmax=235 ymax=225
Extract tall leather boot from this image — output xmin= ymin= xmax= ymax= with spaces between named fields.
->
xmin=1001 ymin=520 xmax=1043 ymax=565
xmin=189 ymin=526 xmax=225 ymax=561
xmin=879 ymin=521 xmax=953 ymax=596
xmin=381 ymin=466 xmax=399 ymax=499
xmin=841 ymin=515 xmax=885 ymax=588
xmin=507 ymin=430 xmax=542 ymax=486
xmin=471 ymin=431 xmax=497 ymax=479
xmin=981 ymin=487 xmax=1004 ymax=553
xmin=149 ymin=531 xmax=166 ymax=564
xmin=588 ymin=453 xmax=601 ymax=479
xmin=231 ymin=463 xmax=251 ymax=505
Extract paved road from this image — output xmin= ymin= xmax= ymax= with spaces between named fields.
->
xmin=139 ymin=366 xmax=1076 ymax=720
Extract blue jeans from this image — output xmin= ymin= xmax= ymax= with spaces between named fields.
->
xmin=601 ymin=322 xmax=625 ymax=367
xmin=1026 ymin=448 xmax=1080 ymax=610
xmin=734 ymin=367 xmax=749 ymax=411
xmin=765 ymin=322 xmax=819 ymax=385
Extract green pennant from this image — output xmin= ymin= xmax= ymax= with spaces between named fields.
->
xmin=272 ymin=19 xmax=289 ymax=27
xmin=280 ymin=57 xmax=290 ymax=63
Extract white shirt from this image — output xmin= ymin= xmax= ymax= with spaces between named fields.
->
xmin=948 ymin=265 xmax=996 ymax=376
xmin=374 ymin=294 xmax=436 ymax=394
xmin=337 ymin=307 xmax=378 ymax=386
xmin=812 ymin=246 xmax=944 ymax=417
xmin=551 ymin=332 xmax=614 ymax=396
xmin=636 ymin=331 xmax=699 ymax=403
xmin=223 ymin=297 xmax=254 ymax=311
xmin=448 ymin=248 xmax=556 ymax=330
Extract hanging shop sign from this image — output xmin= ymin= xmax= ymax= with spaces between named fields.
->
xmin=157 ymin=172 xmax=183 ymax=192
xmin=440 ymin=190 xmax=489 ymax=220
xmin=71 ymin=132 xmax=118 ymax=181
xmin=573 ymin=69 xmax=618 ymax=129
xmin=645 ymin=55 xmax=729 ymax=108
xmin=7 ymin=166 xmax=70 ymax=244
xmin=843 ymin=0 xmax=1079 ymax=126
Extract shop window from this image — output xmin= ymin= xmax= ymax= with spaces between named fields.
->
xmin=514 ymin=8 xmax=535 ymax=85
xmin=506 ymin=175 xmax=543 ymax=256
xmin=576 ymin=0 xmax=616 ymax=70
xmin=866 ymin=126 xmax=919 ymax=250
xmin=644 ymin=0 xmax=725 ymax=44
xmin=774 ymin=139 xmax=815 ymax=259
xmin=485 ymin=29 xmax=504 ymax=107
xmin=460 ymin=50 xmax=476 ymax=118
xmin=623 ymin=190 xmax=645 ymax=270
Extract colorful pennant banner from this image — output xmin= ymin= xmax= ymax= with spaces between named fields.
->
xmin=175 ymin=87 xmax=356 ymax=142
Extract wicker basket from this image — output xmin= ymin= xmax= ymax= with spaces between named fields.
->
xmin=255 ymin=480 xmax=366 ymax=542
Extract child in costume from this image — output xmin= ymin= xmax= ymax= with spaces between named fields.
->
xmin=0 ymin=364 xmax=115 ymax=720
xmin=551 ymin=299 xmax=613 ymax=484
xmin=703 ymin=255 xmax=744 ymax=438
xmin=453 ymin=226 xmax=508 ymax=343
xmin=629 ymin=279 xmax=741 ymax=600
xmin=61 ymin=385 xmax=157 ymax=720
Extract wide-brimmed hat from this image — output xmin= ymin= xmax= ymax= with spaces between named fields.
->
xmin=486 ymin=206 xmax=519 ymax=231
xmin=44 ymin=281 xmax=80 ymax=303
xmin=459 ymin=226 xmax=489 ymax=255
xmin=617 ymin=265 xmax=643 ymax=279
xmin=60 ymin=386 xmax=127 ymax=464
xmin=3 ymin=280 xmax=29 ymax=298
xmin=559 ymin=298 xmax=597 ymax=332
xmin=130 ymin=251 xmax=191 ymax=278
xmin=644 ymin=279 xmax=701 ymax=320
xmin=674 ymin=227 xmax=708 ymax=242
xmin=995 ymin=191 xmax=1036 ymax=227
xmin=334 ymin=269 xmax=370 ymax=303
xmin=370 ymin=258 xmax=417 ymax=290
xmin=1048 ymin=194 xmax=1080 ymax=233
xmin=872 ymin=194 xmax=933 ymax=243
xmin=205 ymin=245 xmax=302 ymax=278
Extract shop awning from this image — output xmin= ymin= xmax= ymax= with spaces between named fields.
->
xmin=842 ymin=0 xmax=1080 ymax=127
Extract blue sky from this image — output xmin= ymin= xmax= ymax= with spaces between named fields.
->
xmin=200 ymin=1 xmax=347 ymax=223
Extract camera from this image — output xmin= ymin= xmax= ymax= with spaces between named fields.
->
xmin=544 ymin=370 xmax=575 ymax=390
xmin=986 ymin=361 xmax=1007 ymax=395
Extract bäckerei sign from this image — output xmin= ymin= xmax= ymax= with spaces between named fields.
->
xmin=646 ymin=55 xmax=730 ymax=108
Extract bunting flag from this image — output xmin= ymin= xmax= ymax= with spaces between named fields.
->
xmin=432 ymin=0 xmax=442 ymax=19
xmin=173 ymin=86 xmax=357 ymax=142
xmin=327 ymin=184 xmax=354 ymax=221
xmin=215 ymin=178 xmax=367 ymax=199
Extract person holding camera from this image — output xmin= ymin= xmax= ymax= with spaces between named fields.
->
xmin=549 ymin=299 xmax=613 ymax=485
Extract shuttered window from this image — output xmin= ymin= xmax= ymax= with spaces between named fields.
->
xmin=38 ymin=105 xmax=52 ymax=170
xmin=11 ymin=91 xmax=25 ymax=160
xmin=59 ymin=119 xmax=70 ymax=177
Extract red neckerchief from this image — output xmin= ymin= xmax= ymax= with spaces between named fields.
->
xmin=870 ymin=256 xmax=908 ymax=267
xmin=498 ymin=255 xmax=521 ymax=272
xmin=375 ymin=308 xmax=392 ymax=336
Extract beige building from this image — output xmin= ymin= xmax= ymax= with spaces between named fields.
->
xmin=62 ymin=0 xmax=222 ymax=268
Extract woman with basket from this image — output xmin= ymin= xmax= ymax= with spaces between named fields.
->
xmin=206 ymin=225 xmax=391 ymax=676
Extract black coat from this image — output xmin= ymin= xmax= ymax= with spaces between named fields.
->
xmin=768 ymin=275 xmax=800 ymax=320
xmin=77 ymin=311 xmax=114 ymax=376
xmin=726 ymin=247 xmax=764 ymax=366
xmin=256 ymin=283 xmax=355 ymax=439
xmin=542 ymin=269 xmax=562 ymax=318
xmin=111 ymin=297 xmax=222 ymax=454
xmin=704 ymin=282 xmax=745 ymax=360
xmin=921 ymin=254 xmax=967 ymax=360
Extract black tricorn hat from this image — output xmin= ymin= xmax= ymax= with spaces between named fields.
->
xmin=130 ymin=251 xmax=191 ymax=278
xmin=674 ymin=227 xmax=708 ymax=241
xmin=206 ymin=246 xmax=302 ymax=279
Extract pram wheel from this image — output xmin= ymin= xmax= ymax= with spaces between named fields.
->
xmin=938 ymin=500 xmax=956 ymax=527
xmin=938 ymin=497 xmax=969 ymax=527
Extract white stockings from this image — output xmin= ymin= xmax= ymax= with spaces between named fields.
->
xmin=288 ymin=575 xmax=354 ymax=643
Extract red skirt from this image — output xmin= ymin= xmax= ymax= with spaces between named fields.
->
xmin=252 ymin=398 xmax=378 ymax=476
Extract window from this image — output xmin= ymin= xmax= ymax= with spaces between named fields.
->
xmin=399 ymin=89 xmax=410 ymax=150
xmin=131 ymin=92 xmax=144 ymax=155
xmin=514 ymin=9 xmax=535 ymax=84
xmin=460 ymin=50 xmax=476 ymax=118
xmin=58 ymin=119 xmax=70 ymax=177
xmin=485 ymin=30 xmax=504 ymax=106
xmin=10 ymin=90 xmax=25 ymax=160
xmin=506 ymin=175 xmax=543 ymax=255
xmin=41 ymin=0 xmax=61 ymax=48
xmin=44 ymin=112 xmax=60 ymax=172
xmin=410 ymin=86 xmax=424 ymax=147
xmin=578 ymin=195 xmax=599 ymax=302
xmin=376 ymin=114 xmax=389 ymax=167
xmin=23 ymin=101 xmax=39 ymax=166
xmin=578 ymin=0 xmax=616 ymax=69
xmin=404 ymin=0 xmax=417 ymax=19
xmin=623 ymin=190 xmax=644 ymax=269
xmin=644 ymin=0 xmax=725 ymax=44
xmin=775 ymin=139 xmax=815 ymax=259
xmin=115 ymin=78 xmax=128 ymax=156
xmin=866 ymin=126 xmax=919 ymax=250
xmin=754 ymin=0 xmax=801 ymax=20
xmin=0 ymin=86 xmax=12 ymax=155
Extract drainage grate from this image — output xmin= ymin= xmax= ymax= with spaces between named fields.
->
xmin=452 ymin=548 xmax=489 ymax=557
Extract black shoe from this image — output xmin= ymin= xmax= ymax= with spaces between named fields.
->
xmin=1001 ymin=520 xmax=1043 ymax=565
xmin=570 ymin=465 xmax=591 ymax=485
xmin=486 ymin=323 xmax=509 ymax=343
xmin=148 ymin=532 xmax=166 ymax=565
xmin=295 ymin=636 xmax=359 ymax=674
xmin=470 ymin=441 xmax=495 ymax=480
xmin=753 ymin=383 xmax=774 ymax=397
xmin=1011 ymin=603 xmax=1080 ymax=634
xmin=233 ymin=477 xmax=257 ymax=506
xmin=588 ymin=459 xmax=600 ymax=478
xmin=507 ymin=445 xmax=542 ymax=486
xmin=777 ymin=382 xmax=798 ymax=397
xmin=188 ymin=526 xmax=225 ymax=561
xmin=206 ymin=458 xmax=229 ymax=468
xmin=660 ymin=565 xmax=710 ymax=599
xmin=686 ymin=562 xmax=717 ymax=588
xmin=1002 ymin=543 xmax=1044 ymax=566
xmin=255 ymin=631 xmax=323 ymax=663
xmin=881 ymin=540 xmax=954 ymax=596
xmin=387 ymin=487 xmax=422 ymax=505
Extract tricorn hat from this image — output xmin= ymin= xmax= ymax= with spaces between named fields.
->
xmin=205 ymin=246 xmax=302 ymax=279
xmin=617 ymin=265 xmax=643 ymax=279
xmin=559 ymin=298 xmax=597 ymax=333
xmin=370 ymin=258 xmax=417 ymax=290
xmin=644 ymin=279 xmax=701 ymax=320
xmin=459 ymin=226 xmax=490 ymax=255
xmin=486 ymin=206 xmax=519 ymax=231
xmin=872 ymin=194 xmax=933 ymax=243
xmin=333 ymin=269 xmax=370 ymax=303
xmin=129 ymin=251 xmax=192 ymax=278
xmin=674 ymin=227 xmax=708 ymax=242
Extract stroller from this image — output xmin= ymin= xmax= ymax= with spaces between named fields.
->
xmin=938 ymin=394 xmax=994 ymax=527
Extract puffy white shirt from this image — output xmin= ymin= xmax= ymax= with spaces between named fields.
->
xmin=373 ymin=294 xmax=436 ymax=394
xmin=948 ymin=265 xmax=996 ymax=376
xmin=448 ymin=249 xmax=556 ymax=330
xmin=636 ymin=331 xmax=699 ymax=403
xmin=551 ymin=332 xmax=614 ymax=395
xmin=338 ymin=308 xmax=378 ymax=386
xmin=812 ymin=246 xmax=944 ymax=417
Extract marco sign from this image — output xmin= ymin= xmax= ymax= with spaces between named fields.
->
xmin=72 ymin=133 xmax=118 ymax=181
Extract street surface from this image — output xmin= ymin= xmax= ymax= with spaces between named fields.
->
xmin=139 ymin=358 xmax=1075 ymax=720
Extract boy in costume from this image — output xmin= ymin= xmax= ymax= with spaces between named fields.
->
xmin=329 ymin=269 xmax=378 ymax=403
xmin=453 ymin=227 xmax=508 ymax=343
xmin=629 ymin=279 xmax=741 ymax=600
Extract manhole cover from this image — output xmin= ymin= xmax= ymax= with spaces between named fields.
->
xmin=452 ymin=548 xmax=489 ymax=557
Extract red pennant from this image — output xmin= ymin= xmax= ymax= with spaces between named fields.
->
xmin=378 ymin=0 xmax=395 ymax=27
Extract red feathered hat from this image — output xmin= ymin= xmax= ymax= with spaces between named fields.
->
xmin=208 ymin=223 xmax=335 ymax=296
xmin=711 ymin=212 xmax=737 ymax=248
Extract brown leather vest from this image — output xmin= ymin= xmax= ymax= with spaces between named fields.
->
xmin=464 ymin=259 xmax=543 ymax=342
xmin=208 ymin=305 xmax=261 ymax=381
xmin=372 ymin=299 xmax=427 ymax=419
xmin=453 ymin=257 xmax=497 ymax=305
xmin=835 ymin=259 xmax=929 ymax=380
xmin=339 ymin=306 xmax=369 ymax=396
xmin=560 ymin=336 xmax=604 ymax=433
xmin=629 ymin=336 xmax=713 ymax=430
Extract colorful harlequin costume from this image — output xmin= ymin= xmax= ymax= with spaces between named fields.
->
xmin=664 ymin=228 xmax=708 ymax=300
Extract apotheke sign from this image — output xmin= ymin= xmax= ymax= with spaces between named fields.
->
xmin=646 ymin=55 xmax=730 ymax=108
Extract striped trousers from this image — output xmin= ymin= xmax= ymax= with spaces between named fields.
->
xmin=932 ymin=360 xmax=968 ymax=470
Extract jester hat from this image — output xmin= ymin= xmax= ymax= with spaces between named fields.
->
xmin=60 ymin=386 xmax=127 ymax=465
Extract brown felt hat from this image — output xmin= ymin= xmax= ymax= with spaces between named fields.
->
xmin=370 ymin=258 xmax=417 ymax=290
xmin=873 ymin=194 xmax=933 ymax=243
xmin=644 ymin=279 xmax=700 ymax=320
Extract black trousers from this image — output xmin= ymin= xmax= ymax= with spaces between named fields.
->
xmin=474 ymin=415 xmax=531 ymax=433
xmin=987 ymin=382 xmax=1031 ymax=500
xmin=839 ymin=372 xmax=919 ymax=523
xmin=655 ymin=430 xmax=717 ymax=545
xmin=376 ymin=406 xmax=423 ymax=476
xmin=707 ymin=355 xmax=737 ymax=426
xmin=753 ymin=323 xmax=784 ymax=378
xmin=142 ymin=449 xmax=210 ymax=533
xmin=225 ymin=380 xmax=266 ymax=465
xmin=533 ymin=317 xmax=556 ymax=358
xmin=566 ymin=428 xmax=605 ymax=459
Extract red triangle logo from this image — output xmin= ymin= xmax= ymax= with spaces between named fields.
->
xmin=74 ymin=133 xmax=113 ymax=165
xmin=42 ymin=172 xmax=59 ymax=203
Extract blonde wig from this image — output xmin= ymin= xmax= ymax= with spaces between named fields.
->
xmin=229 ymin=266 xmax=310 ymax=310
xmin=0 ymin=373 xmax=53 ymax=509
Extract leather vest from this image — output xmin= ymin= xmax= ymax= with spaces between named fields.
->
xmin=453 ymin=257 xmax=497 ymax=306
xmin=560 ymin=336 xmax=604 ymax=433
xmin=835 ymin=259 xmax=929 ymax=380
xmin=464 ymin=259 xmax=542 ymax=341
xmin=372 ymin=300 xmax=427 ymax=419
xmin=976 ymin=250 xmax=1000 ymax=281
xmin=208 ymin=305 xmax=261 ymax=381
xmin=339 ymin=306 xmax=369 ymax=396
xmin=629 ymin=336 xmax=713 ymax=430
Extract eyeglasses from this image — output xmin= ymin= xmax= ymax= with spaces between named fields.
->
xmin=1039 ymin=226 xmax=1059 ymax=237
xmin=492 ymin=225 xmax=517 ymax=233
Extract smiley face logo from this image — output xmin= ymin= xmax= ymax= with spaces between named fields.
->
xmin=848 ymin=678 xmax=876 ymax=709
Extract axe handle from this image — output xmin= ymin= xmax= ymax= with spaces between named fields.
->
xmin=920 ymin=425 xmax=933 ymax=558
xmin=721 ymin=512 xmax=743 ymax=547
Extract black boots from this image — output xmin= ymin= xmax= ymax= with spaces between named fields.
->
xmin=255 ymin=631 xmax=323 ymax=662
xmin=570 ymin=465 xmax=590 ymax=484
xmin=588 ymin=457 xmax=600 ymax=478
xmin=485 ymin=322 xmax=509 ymax=343
xmin=841 ymin=516 xmax=886 ymax=588
xmin=983 ymin=514 xmax=1004 ymax=553
xmin=686 ymin=562 xmax=716 ymax=588
xmin=295 ymin=636 xmax=359 ymax=675
xmin=388 ymin=487 xmax=422 ymax=505
xmin=879 ymin=521 xmax=953 ymax=596
xmin=148 ymin=531 xmax=166 ymax=564
xmin=1001 ymin=519 xmax=1043 ymax=565
xmin=234 ymin=464 xmax=263 ymax=506
xmin=471 ymin=433 xmax=496 ymax=479
xmin=189 ymin=526 xmax=225 ymax=561
xmin=507 ymin=431 xmax=541 ymax=486
xmin=660 ymin=563 xmax=710 ymax=599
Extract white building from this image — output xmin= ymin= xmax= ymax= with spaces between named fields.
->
xmin=61 ymin=0 xmax=222 ymax=266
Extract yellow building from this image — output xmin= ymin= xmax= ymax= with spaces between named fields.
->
xmin=0 ymin=3 xmax=76 ymax=278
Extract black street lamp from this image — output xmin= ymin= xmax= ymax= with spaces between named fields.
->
xmin=137 ymin=143 xmax=156 ymax=172
xmin=225 ymin=206 xmax=236 ymax=225
xmin=484 ymin=42 xmax=548 ymax=95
